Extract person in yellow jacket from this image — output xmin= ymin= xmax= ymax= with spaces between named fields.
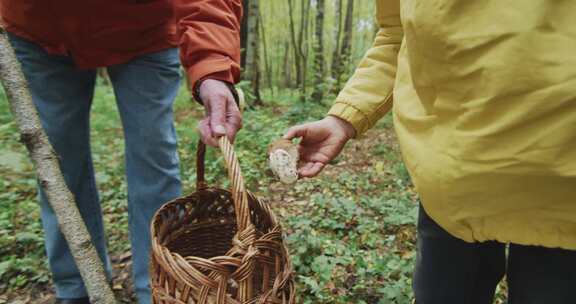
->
xmin=284 ymin=0 xmax=576 ymax=303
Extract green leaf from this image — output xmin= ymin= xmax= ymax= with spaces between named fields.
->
xmin=16 ymin=232 xmax=40 ymax=243
xmin=0 ymin=260 xmax=14 ymax=277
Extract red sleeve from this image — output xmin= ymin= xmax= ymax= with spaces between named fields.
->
xmin=176 ymin=0 xmax=242 ymax=90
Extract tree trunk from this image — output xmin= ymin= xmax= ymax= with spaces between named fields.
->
xmin=311 ymin=0 xmax=325 ymax=101
xmin=0 ymin=30 xmax=117 ymax=304
xmin=258 ymin=9 xmax=274 ymax=96
xmin=287 ymin=0 xmax=301 ymax=88
xmin=240 ymin=0 xmax=250 ymax=68
xmin=97 ymin=68 xmax=111 ymax=86
xmin=335 ymin=0 xmax=354 ymax=92
xmin=298 ymin=0 xmax=311 ymax=102
xmin=281 ymin=41 xmax=292 ymax=88
xmin=244 ymin=0 xmax=262 ymax=105
xmin=330 ymin=0 xmax=343 ymax=86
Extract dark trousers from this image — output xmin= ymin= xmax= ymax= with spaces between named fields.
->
xmin=414 ymin=207 xmax=576 ymax=304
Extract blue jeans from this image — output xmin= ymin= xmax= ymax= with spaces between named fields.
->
xmin=8 ymin=33 xmax=182 ymax=303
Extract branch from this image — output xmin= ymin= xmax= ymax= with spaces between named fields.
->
xmin=0 ymin=30 xmax=117 ymax=304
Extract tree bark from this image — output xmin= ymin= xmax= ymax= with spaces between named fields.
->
xmin=281 ymin=41 xmax=292 ymax=88
xmin=244 ymin=0 xmax=262 ymax=105
xmin=0 ymin=30 xmax=117 ymax=304
xmin=258 ymin=9 xmax=273 ymax=96
xmin=287 ymin=0 xmax=301 ymax=88
xmin=240 ymin=0 xmax=250 ymax=68
xmin=330 ymin=0 xmax=343 ymax=86
xmin=335 ymin=0 xmax=354 ymax=92
xmin=311 ymin=0 xmax=325 ymax=101
xmin=298 ymin=0 xmax=311 ymax=102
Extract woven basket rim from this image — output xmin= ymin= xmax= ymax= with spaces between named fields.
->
xmin=150 ymin=138 xmax=295 ymax=303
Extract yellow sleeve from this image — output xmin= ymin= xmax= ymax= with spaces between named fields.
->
xmin=327 ymin=0 xmax=403 ymax=136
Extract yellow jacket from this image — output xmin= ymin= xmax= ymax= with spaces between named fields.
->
xmin=328 ymin=0 xmax=576 ymax=250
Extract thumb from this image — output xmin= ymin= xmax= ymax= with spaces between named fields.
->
xmin=209 ymin=99 xmax=227 ymax=137
xmin=283 ymin=125 xmax=308 ymax=140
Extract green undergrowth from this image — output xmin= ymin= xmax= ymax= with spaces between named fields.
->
xmin=286 ymin=192 xmax=417 ymax=304
xmin=1 ymin=84 xmax=419 ymax=303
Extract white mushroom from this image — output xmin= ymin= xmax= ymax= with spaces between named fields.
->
xmin=269 ymin=139 xmax=299 ymax=184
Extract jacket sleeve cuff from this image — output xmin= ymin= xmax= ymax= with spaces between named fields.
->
xmin=187 ymin=56 xmax=241 ymax=105
xmin=327 ymin=101 xmax=371 ymax=137
xmin=327 ymin=97 xmax=393 ymax=137
xmin=187 ymin=56 xmax=238 ymax=90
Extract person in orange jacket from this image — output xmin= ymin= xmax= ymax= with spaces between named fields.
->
xmin=1 ymin=1 xmax=243 ymax=303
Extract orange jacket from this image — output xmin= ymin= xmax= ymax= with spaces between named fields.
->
xmin=0 ymin=0 xmax=242 ymax=89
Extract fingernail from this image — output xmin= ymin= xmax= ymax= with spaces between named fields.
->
xmin=214 ymin=125 xmax=226 ymax=134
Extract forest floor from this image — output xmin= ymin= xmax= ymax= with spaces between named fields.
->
xmin=0 ymin=85 xmax=506 ymax=304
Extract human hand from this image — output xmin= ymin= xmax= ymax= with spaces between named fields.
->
xmin=197 ymin=79 xmax=242 ymax=147
xmin=283 ymin=115 xmax=356 ymax=177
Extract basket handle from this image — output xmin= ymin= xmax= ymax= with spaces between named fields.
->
xmin=196 ymin=137 xmax=251 ymax=231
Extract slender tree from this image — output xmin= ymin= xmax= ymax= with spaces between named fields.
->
xmin=0 ymin=30 xmax=117 ymax=304
xmin=311 ymin=0 xmax=326 ymax=101
xmin=287 ymin=0 xmax=302 ymax=88
xmin=259 ymin=10 xmax=274 ymax=95
xmin=244 ymin=0 xmax=262 ymax=105
xmin=281 ymin=41 xmax=293 ymax=88
xmin=240 ymin=0 xmax=250 ymax=68
xmin=97 ymin=68 xmax=111 ymax=86
xmin=298 ymin=0 xmax=311 ymax=101
xmin=330 ymin=0 xmax=343 ymax=86
xmin=335 ymin=0 xmax=354 ymax=92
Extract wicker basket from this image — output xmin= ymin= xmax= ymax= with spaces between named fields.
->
xmin=150 ymin=137 xmax=295 ymax=304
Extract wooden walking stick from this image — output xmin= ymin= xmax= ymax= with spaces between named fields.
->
xmin=0 ymin=30 xmax=117 ymax=304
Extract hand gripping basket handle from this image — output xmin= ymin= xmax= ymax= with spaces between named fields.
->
xmin=196 ymin=137 xmax=252 ymax=232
